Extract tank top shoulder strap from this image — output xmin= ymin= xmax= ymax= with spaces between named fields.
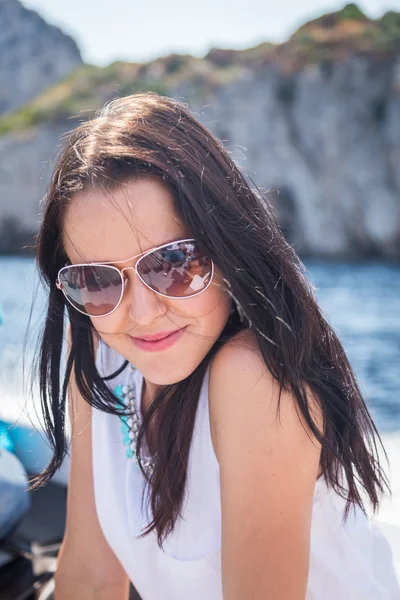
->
xmin=95 ymin=339 xmax=130 ymax=389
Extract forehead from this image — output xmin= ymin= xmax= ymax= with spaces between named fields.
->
xmin=62 ymin=178 xmax=188 ymax=264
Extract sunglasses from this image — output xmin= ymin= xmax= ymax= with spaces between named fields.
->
xmin=56 ymin=238 xmax=214 ymax=317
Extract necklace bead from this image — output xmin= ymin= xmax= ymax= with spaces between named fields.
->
xmin=113 ymin=374 xmax=155 ymax=478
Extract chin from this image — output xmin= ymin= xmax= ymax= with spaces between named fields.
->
xmin=142 ymin=362 xmax=199 ymax=386
xmin=138 ymin=349 xmax=209 ymax=385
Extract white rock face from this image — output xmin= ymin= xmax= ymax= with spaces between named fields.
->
xmin=179 ymin=56 xmax=400 ymax=258
xmin=0 ymin=124 xmax=65 ymax=248
xmin=0 ymin=0 xmax=82 ymax=115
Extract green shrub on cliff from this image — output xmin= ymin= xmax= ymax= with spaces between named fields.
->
xmin=0 ymin=106 xmax=44 ymax=136
xmin=290 ymin=3 xmax=399 ymax=62
xmin=361 ymin=11 xmax=400 ymax=50
xmin=0 ymin=62 xmax=169 ymax=136
xmin=379 ymin=11 xmax=400 ymax=42
xmin=338 ymin=4 xmax=367 ymax=22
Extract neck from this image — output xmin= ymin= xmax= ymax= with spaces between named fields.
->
xmin=141 ymin=377 xmax=160 ymax=415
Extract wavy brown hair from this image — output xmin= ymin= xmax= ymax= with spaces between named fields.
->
xmin=35 ymin=92 xmax=389 ymax=547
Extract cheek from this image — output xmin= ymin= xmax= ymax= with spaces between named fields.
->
xmin=169 ymin=274 xmax=231 ymax=323
xmin=89 ymin=311 xmax=128 ymax=337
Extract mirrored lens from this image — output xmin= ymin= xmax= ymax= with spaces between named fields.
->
xmin=137 ymin=241 xmax=212 ymax=297
xmin=59 ymin=265 xmax=123 ymax=316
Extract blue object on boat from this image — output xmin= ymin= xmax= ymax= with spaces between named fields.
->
xmin=0 ymin=421 xmax=15 ymax=453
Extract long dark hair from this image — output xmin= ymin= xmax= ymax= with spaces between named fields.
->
xmin=35 ymin=92 xmax=389 ymax=547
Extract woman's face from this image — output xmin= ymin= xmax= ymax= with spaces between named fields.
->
xmin=62 ymin=177 xmax=232 ymax=386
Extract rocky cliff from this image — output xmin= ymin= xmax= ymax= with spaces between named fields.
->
xmin=0 ymin=0 xmax=82 ymax=115
xmin=0 ymin=4 xmax=399 ymax=258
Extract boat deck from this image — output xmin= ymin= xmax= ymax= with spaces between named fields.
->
xmin=1 ymin=480 xmax=141 ymax=600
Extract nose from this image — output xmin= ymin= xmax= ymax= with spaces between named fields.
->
xmin=121 ymin=267 xmax=167 ymax=326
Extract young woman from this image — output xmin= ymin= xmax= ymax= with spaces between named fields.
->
xmin=35 ymin=93 xmax=400 ymax=599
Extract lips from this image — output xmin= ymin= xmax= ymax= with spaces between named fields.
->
xmin=130 ymin=328 xmax=186 ymax=352
xmin=133 ymin=329 xmax=182 ymax=342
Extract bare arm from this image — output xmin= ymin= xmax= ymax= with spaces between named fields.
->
xmin=55 ymin=332 xmax=130 ymax=599
xmin=209 ymin=331 xmax=324 ymax=600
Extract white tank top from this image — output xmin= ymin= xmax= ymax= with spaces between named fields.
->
xmin=92 ymin=341 xmax=400 ymax=600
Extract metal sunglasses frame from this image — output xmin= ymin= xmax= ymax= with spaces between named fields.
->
xmin=56 ymin=237 xmax=215 ymax=318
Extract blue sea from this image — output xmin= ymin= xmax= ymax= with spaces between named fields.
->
xmin=0 ymin=257 xmax=399 ymax=435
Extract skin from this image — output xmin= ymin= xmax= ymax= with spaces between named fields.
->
xmin=210 ymin=337 xmax=323 ymax=599
xmin=62 ymin=176 xmax=232 ymax=414
xmin=60 ymin=175 xmax=324 ymax=599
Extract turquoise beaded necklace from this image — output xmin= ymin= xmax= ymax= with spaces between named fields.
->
xmin=113 ymin=367 xmax=155 ymax=478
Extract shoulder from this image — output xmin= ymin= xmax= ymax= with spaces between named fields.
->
xmin=210 ymin=328 xmax=270 ymax=391
xmin=208 ymin=337 xmax=323 ymax=596
xmin=208 ymin=328 xmax=323 ymax=466
xmin=209 ymin=328 xmax=278 ymax=423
